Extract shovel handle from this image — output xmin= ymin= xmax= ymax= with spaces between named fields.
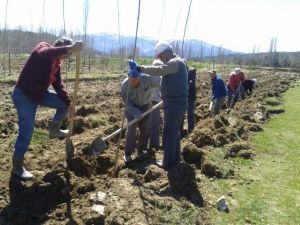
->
xmin=102 ymin=101 xmax=163 ymax=142
xmin=209 ymin=101 xmax=214 ymax=111
xmin=67 ymin=51 xmax=80 ymax=138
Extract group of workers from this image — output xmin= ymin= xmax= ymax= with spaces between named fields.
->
xmin=10 ymin=37 xmax=254 ymax=181
xmin=209 ymin=67 xmax=255 ymax=115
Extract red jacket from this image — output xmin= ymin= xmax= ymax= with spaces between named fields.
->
xmin=16 ymin=42 xmax=71 ymax=106
xmin=228 ymin=72 xmax=245 ymax=91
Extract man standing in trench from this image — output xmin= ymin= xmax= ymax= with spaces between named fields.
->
xmin=128 ymin=42 xmax=188 ymax=169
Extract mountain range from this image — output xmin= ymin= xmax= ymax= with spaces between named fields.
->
xmin=88 ymin=33 xmax=239 ymax=59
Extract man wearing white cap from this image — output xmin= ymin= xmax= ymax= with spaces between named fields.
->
xmin=227 ymin=67 xmax=245 ymax=108
xmin=128 ymin=42 xmax=188 ymax=169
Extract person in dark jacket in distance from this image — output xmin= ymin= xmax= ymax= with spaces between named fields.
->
xmin=11 ymin=37 xmax=82 ymax=180
xmin=209 ymin=70 xmax=228 ymax=115
xmin=242 ymin=78 xmax=257 ymax=95
xmin=180 ymin=68 xmax=197 ymax=137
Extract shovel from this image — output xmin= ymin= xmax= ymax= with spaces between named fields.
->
xmin=90 ymin=101 xmax=163 ymax=154
xmin=65 ymin=51 xmax=81 ymax=160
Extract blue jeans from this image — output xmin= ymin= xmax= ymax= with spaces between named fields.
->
xmin=163 ymin=99 xmax=187 ymax=168
xmin=12 ymin=88 xmax=68 ymax=157
xmin=149 ymin=101 xmax=161 ymax=149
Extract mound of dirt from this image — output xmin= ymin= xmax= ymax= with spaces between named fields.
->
xmin=143 ymin=165 xmax=165 ymax=182
xmin=182 ymin=143 xmax=205 ymax=167
xmin=224 ymin=142 xmax=251 ymax=158
xmin=68 ymin=155 xmax=114 ymax=178
xmin=190 ymin=128 xmax=215 ymax=147
xmin=76 ymin=105 xmax=99 ymax=117
xmin=168 ymin=163 xmax=204 ymax=206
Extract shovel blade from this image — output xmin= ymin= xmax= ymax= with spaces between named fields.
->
xmin=90 ymin=137 xmax=107 ymax=155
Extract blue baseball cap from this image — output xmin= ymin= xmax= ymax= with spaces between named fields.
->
xmin=128 ymin=70 xmax=141 ymax=78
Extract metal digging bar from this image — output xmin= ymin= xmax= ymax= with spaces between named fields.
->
xmin=90 ymin=101 xmax=163 ymax=154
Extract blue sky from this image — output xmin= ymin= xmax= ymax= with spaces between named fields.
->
xmin=1 ymin=0 xmax=300 ymax=53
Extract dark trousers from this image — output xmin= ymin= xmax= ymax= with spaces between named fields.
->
xmin=180 ymin=100 xmax=196 ymax=137
xmin=149 ymin=101 xmax=161 ymax=149
xmin=125 ymin=104 xmax=151 ymax=155
xmin=163 ymin=100 xmax=187 ymax=168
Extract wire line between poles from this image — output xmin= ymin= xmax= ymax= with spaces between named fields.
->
xmin=181 ymin=0 xmax=193 ymax=57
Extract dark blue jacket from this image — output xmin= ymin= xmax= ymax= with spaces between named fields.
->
xmin=211 ymin=74 xmax=228 ymax=100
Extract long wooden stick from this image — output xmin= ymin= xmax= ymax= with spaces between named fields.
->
xmin=66 ymin=52 xmax=80 ymax=159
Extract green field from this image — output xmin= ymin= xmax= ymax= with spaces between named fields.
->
xmin=208 ymin=85 xmax=300 ymax=225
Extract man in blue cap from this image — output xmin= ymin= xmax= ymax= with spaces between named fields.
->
xmin=128 ymin=42 xmax=188 ymax=169
xmin=121 ymin=69 xmax=160 ymax=163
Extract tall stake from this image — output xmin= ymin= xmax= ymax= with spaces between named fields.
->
xmin=181 ymin=0 xmax=193 ymax=58
xmin=65 ymin=51 xmax=80 ymax=160
xmin=113 ymin=0 xmax=142 ymax=176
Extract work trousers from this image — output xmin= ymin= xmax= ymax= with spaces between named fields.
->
xmin=11 ymin=88 xmax=68 ymax=157
xmin=228 ymin=89 xmax=240 ymax=109
xmin=149 ymin=101 xmax=161 ymax=150
xmin=180 ymin=100 xmax=195 ymax=137
xmin=125 ymin=104 xmax=151 ymax=155
xmin=214 ymin=96 xmax=226 ymax=114
xmin=163 ymin=99 xmax=187 ymax=168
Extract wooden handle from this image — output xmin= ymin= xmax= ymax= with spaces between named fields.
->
xmin=67 ymin=52 xmax=80 ymax=137
xmin=103 ymin=101 xmax=163 ymax=142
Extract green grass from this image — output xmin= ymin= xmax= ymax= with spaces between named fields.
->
xmin=30 ymin=128 xmax=48 ymax=146
xmin=207 ymin=85 xmax=300 ymax=225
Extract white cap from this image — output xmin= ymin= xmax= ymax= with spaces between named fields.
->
xmin=235 ymin=68 xmax=241 ymax=74
xmin=152 ymin=59 xmax=163 ymax=66
xmin=155 ymin=42 xmax=172 ymax=56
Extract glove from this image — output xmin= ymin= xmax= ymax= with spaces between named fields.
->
xmin=134 ymin=112 xmax=142 ymax=120
xmin=130 ymin=109 xmax=142 ymax=120
xmin=128 ymin=60 xmax=138 ymax=71
xmin=127 ymin=69 xmax=141 ymax=78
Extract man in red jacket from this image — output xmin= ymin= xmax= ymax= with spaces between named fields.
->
xmin=11 ymin=37 xmax=82 ymax=180
xmin=227 ymin=68 xmax=245 ymax=109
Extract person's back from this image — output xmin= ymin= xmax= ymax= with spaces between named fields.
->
xmin=160 ymin=57 xmax=188 ymax=102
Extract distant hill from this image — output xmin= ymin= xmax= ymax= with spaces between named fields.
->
xmin=88 ymin=33 xmax=238 ymax=59
xmin=1 ymin=29 xmax=299 ymax=68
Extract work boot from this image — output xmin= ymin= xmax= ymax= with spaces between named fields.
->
xmin=11 ymin=157 xmax=33 ymax=181
xmin=48 ymin=120 xmax=69 ymax=139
